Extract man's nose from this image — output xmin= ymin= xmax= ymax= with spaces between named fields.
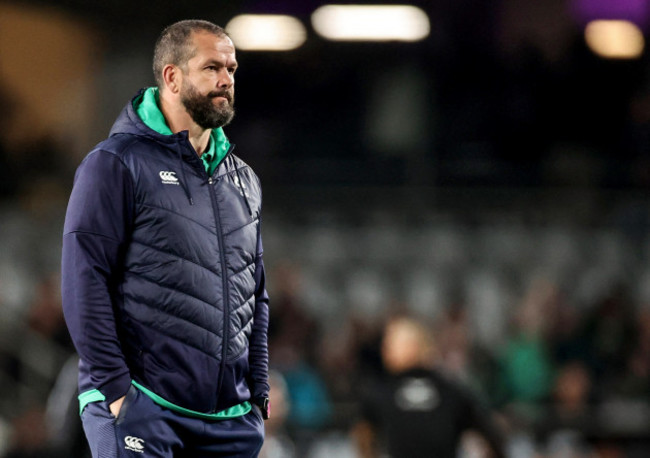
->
xmin=218 ymin=69 xmax=234 ymax=88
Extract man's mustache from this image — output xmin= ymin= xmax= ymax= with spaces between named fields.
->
xmin=208 ymin=91 xmax=232 ymax=103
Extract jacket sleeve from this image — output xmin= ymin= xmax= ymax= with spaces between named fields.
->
xmin=61 ymin=149 xmax=135 ymax=405
xmin=248 ymin=221 xmax=270 ymax=402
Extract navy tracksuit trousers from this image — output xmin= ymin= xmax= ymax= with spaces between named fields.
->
xmin=81 ymin=386 xmax=265 ymax=458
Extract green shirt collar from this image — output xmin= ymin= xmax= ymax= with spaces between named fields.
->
xmin=134 ymin=87 xmax=230 ymax=175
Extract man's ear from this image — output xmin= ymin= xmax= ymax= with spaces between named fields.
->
xmin=162 ymin=64 xmax=182 ymax=94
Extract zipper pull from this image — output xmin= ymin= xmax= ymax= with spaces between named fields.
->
xmin=208 ymin=178 xmax=213 ymax=185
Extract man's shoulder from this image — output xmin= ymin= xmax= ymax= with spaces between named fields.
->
xmin=229 ymin=152 xmax=255 ymax=171
xmin=226 ymin=153 xmax=262 ymax=184
xmin=84 ymin=133 xmax=166 ymax=169
xmin=92 ymin=132 xmax=149 ymax=158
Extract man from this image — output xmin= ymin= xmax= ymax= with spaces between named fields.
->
xmin=62 ymin=19 xmax=270 ymax=457
xmin=354 ymin=316 xmax=506 ymax=458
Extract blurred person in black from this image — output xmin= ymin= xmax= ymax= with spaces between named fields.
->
xmin=354 ymin=315 xmax=506 ymax=458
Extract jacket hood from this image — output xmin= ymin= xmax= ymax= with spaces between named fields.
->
xmin=109 ymin=89 xmax=190 ymax=146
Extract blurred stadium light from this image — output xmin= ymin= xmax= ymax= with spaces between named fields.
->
xmin=311 ymin=4 xmax=430 ymax=42
xmin=226 ymin=14 xmax=306 ymax=51
xmin=585 ymin=19 xmax=645 ymax=58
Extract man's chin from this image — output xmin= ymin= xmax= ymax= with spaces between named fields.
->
xmin=207 ymin=110 xmax=234 ymax=129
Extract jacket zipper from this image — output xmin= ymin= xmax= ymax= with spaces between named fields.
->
xmin=207 ymin=145 xmax=234 ymax=412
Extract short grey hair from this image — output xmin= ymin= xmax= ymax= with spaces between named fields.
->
xmin=153 ymin=19 xmax=228 ymax=89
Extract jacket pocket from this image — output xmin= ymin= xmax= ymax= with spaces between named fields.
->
xmin=114 ymin=384 xmax=138 ymax=424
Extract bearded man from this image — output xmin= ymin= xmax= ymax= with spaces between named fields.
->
xmin=62 ymin=19 xmax=270 ymax=457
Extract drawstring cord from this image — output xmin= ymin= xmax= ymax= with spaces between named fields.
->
xmin=177 ymin=148 xmax=194 ymax=205
xmin=174 ymin=141 xmax=249 ymax=214
xmin=234 ymin=164 xmax=253 ymax=217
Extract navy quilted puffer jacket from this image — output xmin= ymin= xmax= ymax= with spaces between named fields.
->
xmin=62 ymin=92 xmax=269 ymax=414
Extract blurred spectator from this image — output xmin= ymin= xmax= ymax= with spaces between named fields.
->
xmin=269 ymin=262 xmax=319 ymax=364
xmin=354 ymin=315 xmax=506 ymax=458
xmin=2 ymin=356 xmax=89 ymax=458
xmin=1 ymin=272 xmax=72 ymax=396
xmin=2 ymin=406 xmax=54 ymax=458
xmin=546 ymin=297 xmax=591 ymax=370
xmin=26 ymin=273 xmax=70 ymax=348
xmin=0 ymin=271 xmax=79 ymax=458
xmin=496 ymin=278 xmax=556 ymax=415
xmin=581 ymin=286 xmax=636 ymax=395
xmin=280 ymin=357 xmax=332 ymax=436
xmin=535 ymin=361 xmax=597 ymax=457
xmin=268 ymin=263 xmax=332 ymax=438
xmin=434 ymin=299 xmax=501 ymax=401
xmin=436 ymin=301 xmax=473 ymax=380
xmin=618 ymin=308 xmax=650 ymax=399
xmin=259 ymin=371 xmax=296 ymax=458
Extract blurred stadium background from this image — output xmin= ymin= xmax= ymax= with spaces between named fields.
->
xmin=2 ymin=0 xmax=650 ymax=456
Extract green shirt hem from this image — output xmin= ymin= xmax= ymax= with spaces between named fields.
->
xmin=131 ymin=381 xmax=251 ymax=420
xmin=78 ymin=382 xmax=251 ymax=420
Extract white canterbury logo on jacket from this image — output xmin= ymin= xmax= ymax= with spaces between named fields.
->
xmin=159 ymin=171 xmax=179 ymax=185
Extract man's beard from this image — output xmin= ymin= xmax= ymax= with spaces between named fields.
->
xmin=181 ymin=81 xmax=235 ymax=129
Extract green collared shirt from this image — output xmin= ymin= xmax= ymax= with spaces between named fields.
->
xmin=135 ymin=87 xmax=230 ymax=176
